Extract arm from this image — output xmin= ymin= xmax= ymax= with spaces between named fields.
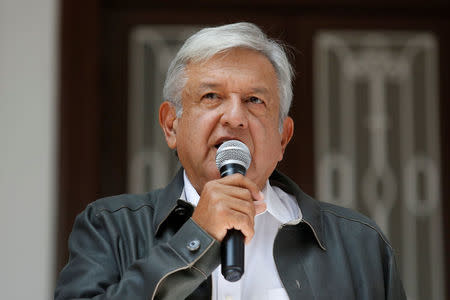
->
xmin=55 ymin=205 xmax=220 ymax=300
xmin=385 ymin=247 xmax=407 ymax=300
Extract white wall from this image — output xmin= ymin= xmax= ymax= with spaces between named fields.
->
xmin=0 ymin=0 xmax=58 ymax=299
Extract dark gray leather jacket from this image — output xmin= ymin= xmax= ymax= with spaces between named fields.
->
xmin=55 ymin=169 xmax=406 ymax=299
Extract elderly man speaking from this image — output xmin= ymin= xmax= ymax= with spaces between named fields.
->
xmin=55 ymin=23 xmax=406 ymax=300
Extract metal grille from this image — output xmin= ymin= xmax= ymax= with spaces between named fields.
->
xmin=314 ymin=31 xmax=444 ymax=300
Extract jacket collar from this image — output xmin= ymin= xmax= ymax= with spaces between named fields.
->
xmin=269 ymin=170 xmax=327 ymax=250
xmin=153 ymin=168 xmax=186 ymax=234
xmin=153 ymin=168 xmax=326 ymax=250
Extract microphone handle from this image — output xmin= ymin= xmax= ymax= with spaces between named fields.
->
xmin=221 ymin=229 xmax=245 ymax=282
xmin=219 ymin=163 xmax=246 ymax=282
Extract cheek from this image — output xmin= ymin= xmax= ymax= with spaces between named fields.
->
xmin=179 ymin=109 xmax=218 ymax=141
xmin=251 ymin=114 xmax=280 ymax=139
xmin=255 ymin=120 xmax=283 ymax=158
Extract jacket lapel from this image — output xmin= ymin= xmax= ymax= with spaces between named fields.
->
xmin=153 ymin=168 xmax=185 ymax=234
xmin=270 ymin=170 xmax=327 ymax=299
xmin=269 ymin=170 xmax=326 ymax=250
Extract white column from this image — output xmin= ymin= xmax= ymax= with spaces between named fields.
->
xmin=0 ymin=0 xmax=58 ymax=299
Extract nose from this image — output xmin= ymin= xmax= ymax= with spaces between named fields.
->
xmin=220 ymin=96 xmax=248 ymax=129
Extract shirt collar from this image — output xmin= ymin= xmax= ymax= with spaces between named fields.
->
xmin=182 ymin=170 xmax=200 ymax=206
xmin=261 ymin=180 xmax=302 ymax=224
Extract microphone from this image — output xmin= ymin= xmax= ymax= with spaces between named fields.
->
xmin=215 ymin=140 xmax=251 ymax=282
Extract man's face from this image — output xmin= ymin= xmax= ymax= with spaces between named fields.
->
xmin=161 ymin=47 xmax=293 ymax=193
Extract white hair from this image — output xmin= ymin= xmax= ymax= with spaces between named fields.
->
xmin=163 ymin=22 xmax=294 ymax=130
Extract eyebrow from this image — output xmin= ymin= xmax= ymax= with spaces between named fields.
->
xmin=198 ymin=82 xmax=271 ymax=95
xmin=250 ymin=87 xmax=270 ymax=95
xmin=199 ymin=82 xmax=221 ymax=90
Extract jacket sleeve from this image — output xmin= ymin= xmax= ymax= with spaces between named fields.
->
xmin=385 ymin=246 xmax=407 ymax=300
xmin=54 ymin=205 xmax=220 ymax=300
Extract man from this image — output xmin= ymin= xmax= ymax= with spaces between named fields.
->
xmin=55 ymin=23 xmax=406 ymax=299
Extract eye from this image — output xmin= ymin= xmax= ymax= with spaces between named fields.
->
xmin=247 ymin=96 xmax=263 ymax=104
xmin=202 ymin=92 xmax=219 ymax=100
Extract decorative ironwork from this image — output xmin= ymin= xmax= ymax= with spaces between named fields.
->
xmin=314 ymin=31 xmax=443 ymax=300
xmin=128 ymin=26 xmax=200 ymax=193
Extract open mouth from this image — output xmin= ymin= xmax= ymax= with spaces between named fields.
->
xmin=214 ymin=137 xmax=243 ymax=150
xmin=214 ymin=138 xmax=242 ymax=149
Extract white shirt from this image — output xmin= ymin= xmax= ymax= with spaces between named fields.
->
xmin=181 ymin=171 xmax=302 ymax=300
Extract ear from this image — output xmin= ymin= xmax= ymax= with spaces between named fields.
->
xmin=159 ymin=101 xmax=178 ymax=149
xmin=279 ymin=116 xmax=294 ymax=161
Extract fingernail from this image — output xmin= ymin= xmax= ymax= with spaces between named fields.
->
xmin=253 ymin=200 xmax=265 ymax=205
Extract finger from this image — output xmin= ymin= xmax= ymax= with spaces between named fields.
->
xmin=226 ymin=210 xmax=255 ymax=244
xmin=254 ymin=201 xmax=267 ymax=215
xmin=203 ymin=179 xmax=253 ymax=202
xmin=220 ymin=174 xmax=264 ymax=201
xmin=220 ymin=194 xmax=256 ymax=220
xmin=221 ymin=186 xmax=252 ymax=202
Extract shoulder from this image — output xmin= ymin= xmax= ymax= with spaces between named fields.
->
xmin=85 ymin=188 xmax=163 ymax=218
xmin=318 ymin=201 xmax=393 ymax=250
xmin=319 ymin=201 xmax=376 ymax=227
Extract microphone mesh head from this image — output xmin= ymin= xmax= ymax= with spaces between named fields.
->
xmin=215 ymin=140 xmax=251 ymax=170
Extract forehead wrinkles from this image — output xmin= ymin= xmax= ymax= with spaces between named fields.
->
xmin=184 ymin=51 xmax=278 ymax=96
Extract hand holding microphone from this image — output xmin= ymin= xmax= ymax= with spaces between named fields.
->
xmin=191 ymin=140 xmax=265 ymax=282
